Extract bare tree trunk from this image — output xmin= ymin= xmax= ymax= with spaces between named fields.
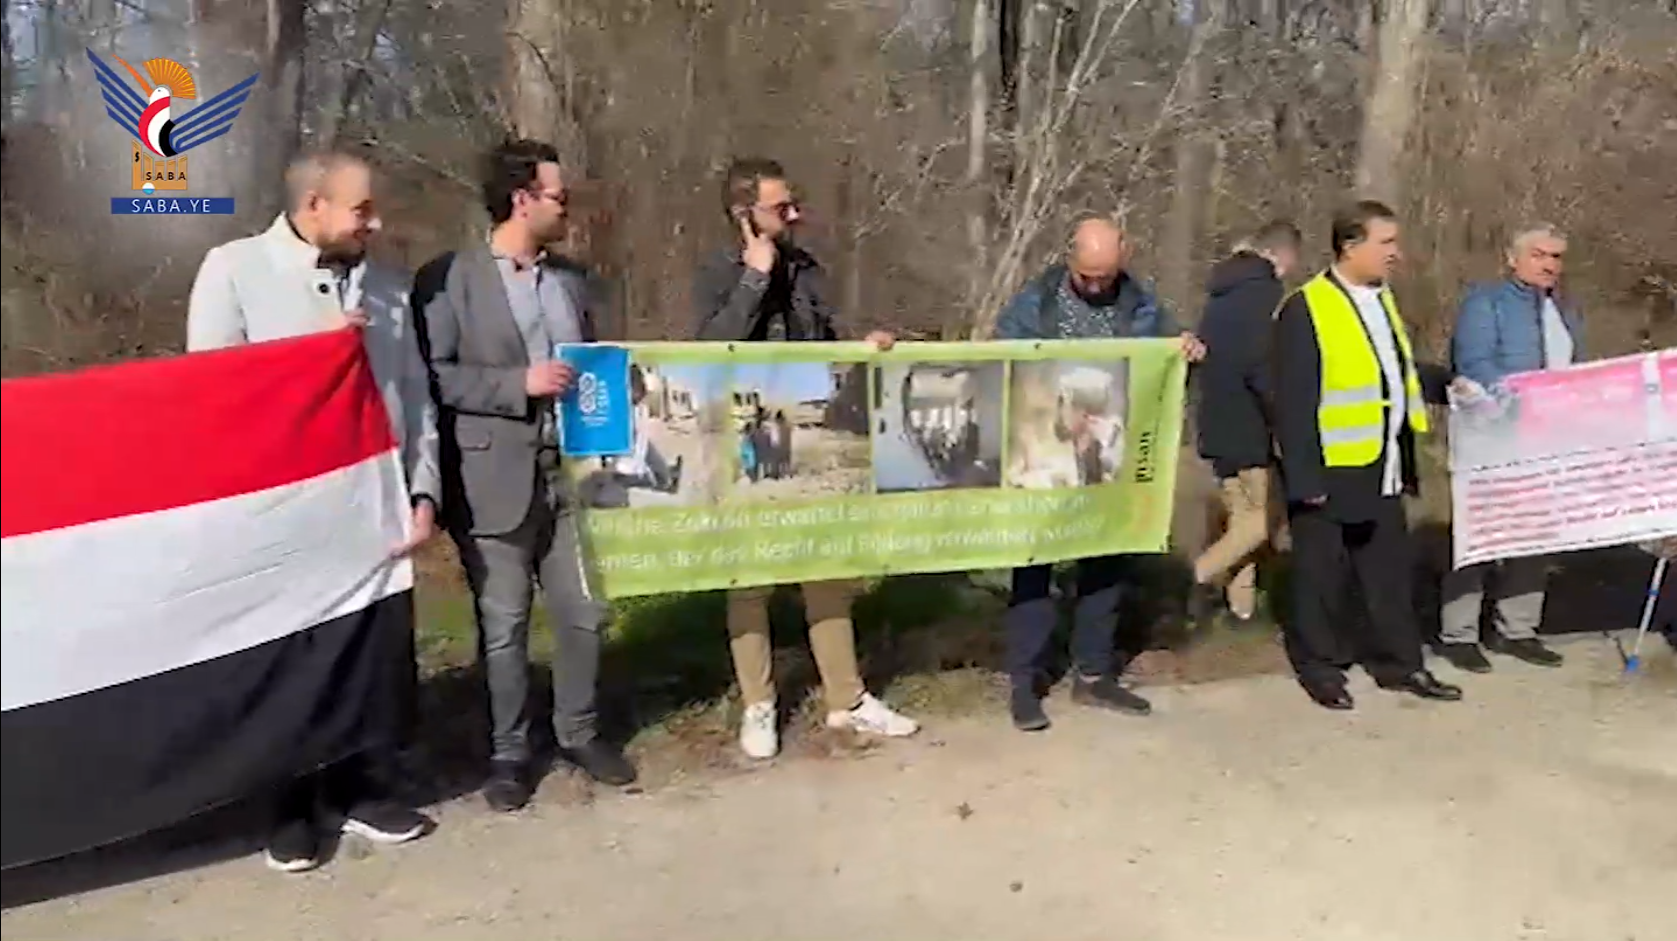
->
xmin=1160 ymin=0 xmax=1216 ymax=317
xmin=999 ymin=0 xmax=1019 ymax=127
xmin=187 ymin=0 xmax=265 ymax=224
xmin=1355 ymin=0 xmax=1428 ymax=204
xmin=321 ymin=0 xmax=396 ymax=145
xmin=1439 ymin=0 xmax=1467 ymax=32
xmin=1 ymin=0 xmax=15 ymax=125
xmin=257 ymin=0 xmax=306 ymax=216
xmin=957 ymin=0 xmax=991 ymax=337
xmin=1538 ymin=0 xmax=1571 ymax=33
xmin=506 ymin=0 xmax=558 ymax=142
xmin=837 ymin=151 xmax=866 ymax=318
xmin=505 ymin=0 xmax=584 ymax=168
xmin=1011 ymin=0 xmax=1038 ymax=174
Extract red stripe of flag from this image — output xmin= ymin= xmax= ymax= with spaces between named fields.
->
xmin=1 ymin=330 xmax=397 ymax=538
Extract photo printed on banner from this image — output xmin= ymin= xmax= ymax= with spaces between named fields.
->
xmin=872 ymin=361 xmax=1006 ymax=493
xmin=1006 ymin=359 xmax=1130 ymax=489
xmin=722 ymin=360 xmax=873 ymax=502
xmin=571 ymin=358 xmax=725 ymax=509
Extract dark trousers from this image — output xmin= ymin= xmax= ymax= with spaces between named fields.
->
xmin=274 ymin=752 xmax=390 ymax=828
xmin=273 ymin=626 xmax=417 ymax=829
xmin=1006 ymin=554 xmax=1127 ymax=686
xmin=1285 ymin=497 xmax=1424 ymax=688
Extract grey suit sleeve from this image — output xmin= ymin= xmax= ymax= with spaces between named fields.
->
xmin=413 ymin=257 xmax=528 ymax=419
xmin=186 ymin=245 xmax=247 ymax=351
xmin=695 ymin=255 xmax=770 ymax=340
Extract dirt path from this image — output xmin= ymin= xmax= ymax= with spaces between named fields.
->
xmin=6 ymin=640 xmax=1673 ymax=941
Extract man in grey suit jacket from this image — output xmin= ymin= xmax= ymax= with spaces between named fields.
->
xmin=187 ymin=150 xmax=437 ymax=873
xmin=414 ymin=138 xmax=635 ymax=812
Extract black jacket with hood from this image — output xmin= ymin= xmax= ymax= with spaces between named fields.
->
xmin=1194 ymin=252 xmax=1283 ymax=476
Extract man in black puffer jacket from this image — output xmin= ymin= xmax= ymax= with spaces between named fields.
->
xmin=1188 ymin=221 xmax=1300 ymax=624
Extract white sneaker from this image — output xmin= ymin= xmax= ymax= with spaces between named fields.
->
xmin=739 ymin=700 xmax=779 ymax=759
xmin=827 ymin=693 xmax=920 ymax=737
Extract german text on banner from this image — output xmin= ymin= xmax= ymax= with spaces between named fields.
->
xmin=0 ymin=331 xmax=416 ymax=869
xmin=567 ymin=339 xmax=1186 ymax=598
xmin=1447 ymin=350 xmax=1677 ymax=569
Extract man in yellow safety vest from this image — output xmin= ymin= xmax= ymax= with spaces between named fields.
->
xmin=1272 ymin=201 xmax=1463 ymax=710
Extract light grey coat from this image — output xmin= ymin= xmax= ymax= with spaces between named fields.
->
xmin=185 ymin=215 xmax=441 ymax=504
xmin=412 ymin=243 xmax=598 ymax=537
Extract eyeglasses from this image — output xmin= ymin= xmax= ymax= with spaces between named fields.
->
xmin=526 ymin=188 xmax=568 ymax=207
xmin=755 ymin=199 xmax=799 ymax=221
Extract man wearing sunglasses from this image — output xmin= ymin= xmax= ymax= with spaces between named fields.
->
xmin=693 ymin=157 xmax=919 ymax=760
xmin=414 ymin=138 xmax=636 ymax=813
xmin=994 ymin=214 xmax=1206 ymax=732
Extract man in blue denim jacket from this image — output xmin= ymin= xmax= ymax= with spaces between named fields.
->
xmin=994 ymin=216 xmax=1205 ymax=731
xmin=1440 ymin=224 xmax=1582 ymax=673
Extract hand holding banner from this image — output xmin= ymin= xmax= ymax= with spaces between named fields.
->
xmin=1448 ymin=351 xmax=1677 ymax=569
xmin=563 ymin=339 xmax=1187 ymax=598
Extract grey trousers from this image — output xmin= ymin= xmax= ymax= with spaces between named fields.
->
xmin=455 ymin=479 xmax=606 ymax=762
xmin=1439 ymin=557 xmax=1546 ymax=645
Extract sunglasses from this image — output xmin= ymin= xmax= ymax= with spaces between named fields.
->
xmin=754 ymin=199 xmax=799 ymax=221
xmin=525 ymin=187 xmax=568 ymax=207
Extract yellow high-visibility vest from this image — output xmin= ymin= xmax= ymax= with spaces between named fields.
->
xmin=1297 ymin=272 xmax=1429 ymax=468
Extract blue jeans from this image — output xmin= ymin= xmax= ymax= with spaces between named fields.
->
xmin=1006 ymin=555 xmax=1128 ymax=686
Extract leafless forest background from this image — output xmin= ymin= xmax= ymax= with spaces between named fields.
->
xmin=2 ymin=0 xmax=1674 ymax=378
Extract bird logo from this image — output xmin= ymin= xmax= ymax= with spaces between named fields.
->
xmin=86 ymin=50 xmax=260 ymax=195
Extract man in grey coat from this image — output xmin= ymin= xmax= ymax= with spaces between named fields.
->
xmin=413 ymin=139 xmax=634 ymax=812
xmin=187 ymin=149 xmax=438 ymax=872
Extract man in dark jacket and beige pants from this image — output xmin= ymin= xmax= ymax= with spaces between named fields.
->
xmin=1188 ymin=221 xmax=1300 ymax=624
xmin=693 ymin=157 xmax=919 ymax=760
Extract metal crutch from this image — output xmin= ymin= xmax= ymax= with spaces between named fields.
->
xmin=1625 ymin=556 xmax=1669 ymax=674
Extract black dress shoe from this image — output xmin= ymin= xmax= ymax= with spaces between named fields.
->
xmin=483 ymin=759 xmax=532 ymax=813
xmin=1377 ymin=670 xmax=1463 ymax=701
xmin=1493 ymin=637 xmax=1564 ymax=667
xmin=1303 ymin=683 xmax=1355 ymax=711
xmin=1437 ymin=642 xmax=1493 ymax=674
xmin=559 ymin=739 xmax=637 ymax=787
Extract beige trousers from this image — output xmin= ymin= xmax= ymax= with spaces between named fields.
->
xmin=1192 ymin=466 xmax=1285 ymax=618
xmin=726 ymin=579 xmax=865 ymax=713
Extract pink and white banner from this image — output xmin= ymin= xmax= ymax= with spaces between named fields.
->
xmin=1447 ymin=350 xmax=1677 ymax=569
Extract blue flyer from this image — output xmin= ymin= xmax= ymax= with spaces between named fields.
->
xmin=555 ymin=344 xmax=633 ymax=457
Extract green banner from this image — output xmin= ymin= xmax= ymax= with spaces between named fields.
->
xmin=567 ymin=339 xmax=1186 ymax=598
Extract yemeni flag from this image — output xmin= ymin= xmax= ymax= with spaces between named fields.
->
xmin=1 ymin=330 xmax=416 ymax=870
